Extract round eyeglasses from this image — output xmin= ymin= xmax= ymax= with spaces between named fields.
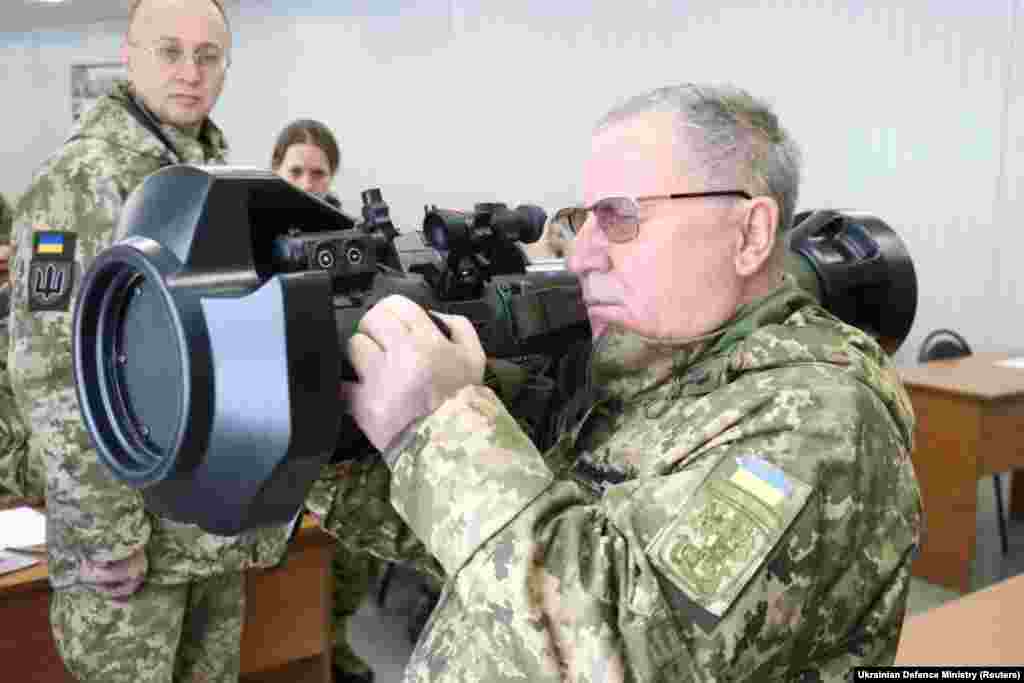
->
xmin=129 ymin=40 xmax=230 ymax=73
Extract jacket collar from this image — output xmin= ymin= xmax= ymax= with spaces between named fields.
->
xmin=69 ymin=80 xmax=228 ymax=164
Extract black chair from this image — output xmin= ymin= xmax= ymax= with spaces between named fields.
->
xmin=917 ymin=329 xmax=1010 ymax=555
xmin=917 ymin=329 xmax=972 ymax=363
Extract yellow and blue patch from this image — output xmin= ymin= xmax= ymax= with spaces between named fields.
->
xmin=33 ymin=232 xmax=74 ymax=259
xmin=729 ymin=455 xmax=793 ymax=508
xmin=36 ymin=232 xmax=67 ymax=255
xmin=28 ymin=230 xmax=77 ymax=312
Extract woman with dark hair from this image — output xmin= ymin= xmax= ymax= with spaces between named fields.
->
xmin=271 ymin=118 xmax=342 ymax=207
xmin=271 ymin=118 xmax=376 ymax=683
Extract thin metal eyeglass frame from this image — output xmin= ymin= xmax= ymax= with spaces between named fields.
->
xmin=127 ymin=40 xmax=231 ymax=72
xmin=557 ymin=190 xmax=753 ymax=243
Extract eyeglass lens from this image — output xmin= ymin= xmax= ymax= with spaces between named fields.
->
xmin=153 ymin=43 xmax=225 ymax=70
xmin=556 ymin=197 xmax=639 ymax=242
xmin=593 ymin=197 xmax=639 ymax=242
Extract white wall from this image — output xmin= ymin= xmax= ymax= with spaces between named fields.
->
xmin=1 ymin=0 xmax=1020 ymax=365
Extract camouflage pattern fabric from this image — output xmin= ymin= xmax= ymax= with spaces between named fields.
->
xmin=330 ymin=543 xmax=379 ymax=676
xmin=8 ymin=81 xmax=292 ymax=680
xmin=308 ymin=458 xmax=446 ymax=587
xmin=0 ymin=193 xmax=32 ymax=501
xmin=310 ymin=458 xmax=443 ymax=670
xmin=51 ymin=572 xmax=245 ymax=683
xmin=0 ymin=192 xmax=13 ymax=242
xmin=308 ymin=275 xmax=922 ymax=682
xmin=0 ymin=295 xmax=41 ymax=500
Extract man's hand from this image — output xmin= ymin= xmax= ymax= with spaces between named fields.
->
xmin=340 ymin=295 xmax=486 ymax=453
xmin=79 ymin=548 xmax=148 ymax=601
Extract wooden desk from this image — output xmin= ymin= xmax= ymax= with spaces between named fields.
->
xmin=895 ymin=571 xmax=1024 ymax=664
xmin=0 ymin=515 xmax=335 ymax=683
xmin=899 ymin=353 xmax=1024 ymax=593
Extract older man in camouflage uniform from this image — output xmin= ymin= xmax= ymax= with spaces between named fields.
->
xmin=307 ymin=83 xmax=923 ymax=681
xmin=7 ymin=1 xmax=291 ymax=681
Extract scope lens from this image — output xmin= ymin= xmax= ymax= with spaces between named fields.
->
xmin=316 ymin=244 xmax=337 ymax=270
xmin=100 ymin=271 xmax=181 ymax=461
xmin=76 ymin=251 xmax=187 ymax=486
xmin=423 ymin=210 xmax=474 ymax=253
xmin=425 ymin=218 xmax=447 ymax=251
xmin=344 ymin=243 xmax=365 ymax=265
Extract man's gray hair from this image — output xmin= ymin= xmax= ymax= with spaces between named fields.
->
xmin=595 ymin=83 xmax=802 ymax=234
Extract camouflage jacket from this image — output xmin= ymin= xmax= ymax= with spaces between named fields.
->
xmin=1 ymin=191 xmax=42 ymax=503
xmin=309 ymin=276 xmax=922 ymax=682
xmin=8 ymin=81 xmax=291 ymax=588
xmin=0 ymin=298 xmax=39 ymax=502
xmin=0 ymin=192 xmax=13 ymax=242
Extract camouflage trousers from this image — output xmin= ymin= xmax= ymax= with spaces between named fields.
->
xmin=331 ymin=543 xmax=379 ymax=675
xmin=51 ymin=572 xmax=245 ymax=683
xmin=0 ymin=438 xmax=44 ymax=501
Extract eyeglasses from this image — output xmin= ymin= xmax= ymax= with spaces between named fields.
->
xmin=553 ymin=190 xmax=752 ymax=243
xmin=129 ymin=40 xmax=230 ymax=73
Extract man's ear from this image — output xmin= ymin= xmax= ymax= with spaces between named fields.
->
xmin=734 ymin=196 xmax=778 ymax=276
xmin=121 ymin=34 xmax=137 ymax=71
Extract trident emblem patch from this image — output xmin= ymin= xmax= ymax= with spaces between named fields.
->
xmin=27 ymin=230 xmax=77 ymax=312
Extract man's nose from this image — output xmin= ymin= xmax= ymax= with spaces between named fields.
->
xmin=567 ymin=214 xmax=611 ymax=276
xmin=174 ymin=56 xmax=202 ymax=83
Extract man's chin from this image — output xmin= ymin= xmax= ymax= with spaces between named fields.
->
xmin=161 ymin=105 xmax=209 ymax=128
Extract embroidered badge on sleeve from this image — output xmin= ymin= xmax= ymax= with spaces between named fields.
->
xmin=645 ymin=454 xmax=812 ymax=620
xmin=28 ymin=230 xmax=77 ymax=312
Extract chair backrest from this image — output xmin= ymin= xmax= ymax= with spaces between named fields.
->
xmin=918 ymin=329 xmax=972 ymax=363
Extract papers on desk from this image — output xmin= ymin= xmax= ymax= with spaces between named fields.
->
xmin=994 ymin=357 xmax=1024 ymax=369
xmin=0 ymin=505 xmax=46 ymax=550
xmin=0 ymin=506 xmax=46 ymax=575
xmin=0 ymin=549 xmax=41 ymax=575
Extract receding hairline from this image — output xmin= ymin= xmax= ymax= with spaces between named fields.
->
xmin=590 ymin=110 xmax=718 ymax=186
xmin=128 ymin=0 xmax=230 ymax=36
xmin=593 ymin=84 xmax=803 ymax=236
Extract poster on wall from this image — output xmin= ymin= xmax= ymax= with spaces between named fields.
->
xmin=71 ymin=61 xmax=127 ymax=123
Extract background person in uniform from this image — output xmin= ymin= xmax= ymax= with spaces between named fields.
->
xmin=270 ymin=117 xmax=380 ymax=683
xmin=0 ymin=195 xmax=39 ymax=503
xmin=0 ymin=192 xmax=14 ymax=244
xmin=0 ymin=305 xmax=33 ymax=506
xmin=7 ymin=2 xmax=292 ymax=681
xmin=306 ymin=82 xmax=923 ymax=681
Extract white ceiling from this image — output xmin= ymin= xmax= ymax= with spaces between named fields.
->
xmin=2 ymin=0 xmax=134 ymax=33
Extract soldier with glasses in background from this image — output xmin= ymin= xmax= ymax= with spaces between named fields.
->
xmin=7 ymin=2 xmax=292 ymax=681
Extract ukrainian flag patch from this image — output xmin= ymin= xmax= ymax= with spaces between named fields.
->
xmin=34 ymin=231 xmax=73 ymax=258
xmin=730 ymin=456 xmax=793 ymax=508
